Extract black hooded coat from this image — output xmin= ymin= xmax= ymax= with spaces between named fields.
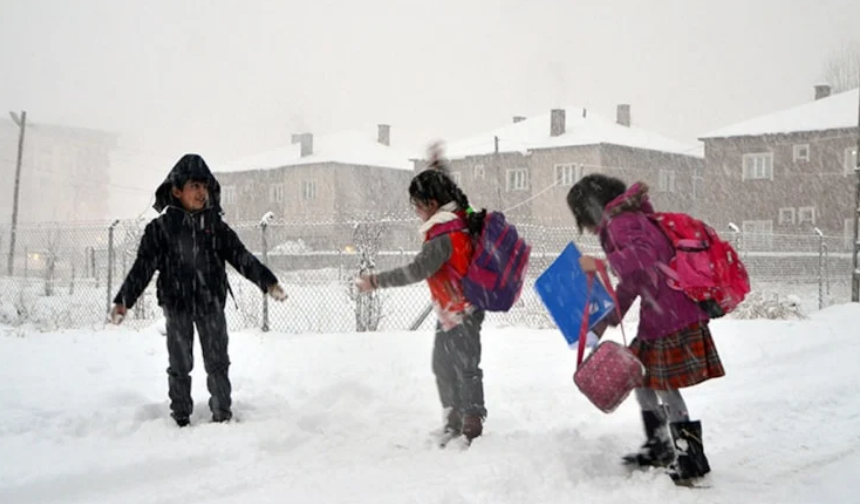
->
xmin=114 ymin=154 xmax=277 ymax=312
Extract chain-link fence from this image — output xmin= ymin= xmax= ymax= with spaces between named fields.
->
xmin=0 ymin=216 xmax=853 ymax=332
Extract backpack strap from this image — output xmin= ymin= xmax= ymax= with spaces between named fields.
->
xmin=576 ymin=260 xmax=627 ymax=368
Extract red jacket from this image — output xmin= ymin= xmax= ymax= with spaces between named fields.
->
xmin=425 ymin=214 xmax=474 ymax=315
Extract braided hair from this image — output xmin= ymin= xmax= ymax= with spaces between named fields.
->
xmin=408 ymin=168 xmax=486 ymax=237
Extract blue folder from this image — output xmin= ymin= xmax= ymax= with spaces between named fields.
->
xmin=534 ymin=242 xmax=616 ymax=348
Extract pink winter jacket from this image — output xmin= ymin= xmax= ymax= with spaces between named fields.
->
xmin=597 ymin=183 xmax=709 ymax=341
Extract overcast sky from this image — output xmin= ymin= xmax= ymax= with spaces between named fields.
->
xmin=1 ymin=0 xmax=859 ymax=217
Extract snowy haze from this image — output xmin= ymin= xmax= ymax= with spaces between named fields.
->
xmin=0 ymin=0 xmax=859 ymax=218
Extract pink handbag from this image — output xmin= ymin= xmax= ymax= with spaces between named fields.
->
xmin=572 ymin=261 xmax=645 ymax=413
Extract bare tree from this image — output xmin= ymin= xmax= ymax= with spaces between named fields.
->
xmin=43 ymin=229 xmax=60 ymax=297
xmin=823 ymin=41 xmax=860 ymax=93
xmin=348 ymin=217 xmax=388 ymax=332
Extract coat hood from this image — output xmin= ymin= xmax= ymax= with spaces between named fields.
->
xmin=599 ymin=182 xmax=654 ymax=227
xmin=154 ymin=154 xmax=222 ymax=214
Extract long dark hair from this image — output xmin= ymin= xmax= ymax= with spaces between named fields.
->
xmin=408 ymin=168 xmax=486 ymax=237
xmin=566 ymin=174 xmax=627 ymax=233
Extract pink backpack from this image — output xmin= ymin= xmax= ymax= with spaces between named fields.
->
xmin=649 ymin=212 xmax=750 ymax=318
xmin=573 ymin=261 xmax=645 ymax=413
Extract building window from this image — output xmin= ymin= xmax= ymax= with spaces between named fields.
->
xmin=846 ymin=148 xmax=858 ymax=176
xmin=506 ymin=168 xmax=528 ymax=192
xmin=846 ymin=218 xmax=856 ymax=251
xmin=450 ymin=171 xmax=462 ymax=185
xmin=798 ymin=206 xmax=816 ymax=225
xmin=473 ymin=164 xmax=485 ymax=180
xmin=793 ymin=144 xmax=809 ymax=162
xmin=222 ymin=186 xmax=236 ymax=205
xmin=301 ymin=181 xmax=316 ymax=200
xmin=778 ymin=207 xmax=796 ymax=225
xmin=742 ymin=220 xmax=773 ymax=250
xmin=742 ymin=152 xmax=774 ymax=180
xmin=658 ymin=169 xmax=677 ymax=193
xmin=269 ymin=184 xmax=285 ymax=203
xmin=554 ymin=163 xmax=581 ymax=186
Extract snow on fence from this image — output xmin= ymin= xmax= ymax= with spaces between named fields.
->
xmin=0 ymin=218 xmax=853 ymax=332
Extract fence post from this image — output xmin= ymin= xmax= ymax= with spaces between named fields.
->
xmin=728 ymin=222 xmax=741 ymax=253
xmin=814 ymin=227 xmax=824 ymax=310
xmin=260 ymin=212 xmax=273 ymax=332
xmin=824 ymin=240 xmax=830 ymax=297
xmin=92 ymin=246 xmax=99 ymax=288
xmin=106 ymin=219 xmax=119 ymax=315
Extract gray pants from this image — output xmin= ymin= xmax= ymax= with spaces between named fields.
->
xmin=432 ymin=311 xmax=486 ymax=418
xmin=163 ymin=307 xmax=232 ymax=420
xmin=635 ymin=388 xmax=689 ymax=423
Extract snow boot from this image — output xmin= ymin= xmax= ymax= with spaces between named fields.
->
xmin=669 ymin=420 xmax=711 ymax=483
xmin=444 ymin=407 xmax=462 ymax=435
xmin=212 ymin=410 xmax=233 ymax=423
xmin=171 ymin=412 xmax=190 ymax=428
xmin=461 ymin=414 xmax=483 ymax=441
xmin=623 ymin=410 xmax=674 ymax=467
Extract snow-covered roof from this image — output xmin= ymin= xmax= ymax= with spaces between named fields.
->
xmin=439 ymin=107 xmax=702 ymax=159
xmin=215 ymin=129 xmax=413 ymax=173
xmin=700 ymin=88 xmax=860 ymax=139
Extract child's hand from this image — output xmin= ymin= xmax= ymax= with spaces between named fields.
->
xmin=268 ymin=284 xmax=288 ymax=302
xmin=110 ymin=304 xmax=127 ymax=325
xmin=354 ymin=275 xmax=375 ymax=293
xmin=579 ymin=255 xmax=601 ymax=273
xmin=585 ymin=330 xmax=600 ymax=349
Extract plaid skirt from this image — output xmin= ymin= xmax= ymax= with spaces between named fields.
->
xmin=628 ymin=322 xmax=725 ymax=390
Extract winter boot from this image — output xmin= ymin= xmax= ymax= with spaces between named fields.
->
xmin=669 ymin=420 xmax=711 ymax=483
xmin=212 ymin=411 xmax=233 ymax=423
xmin=462 ymin=415 xmax=484 ymax=441
xmin=461 ymin=414 xmax=483 ymax=441
xmin=623 ymin=410 xmax=674 ymax=467
xmin=171 ymin=412 xmax=190 ymax=428
xmin=444 ymin=407 xmax=462 ymax=435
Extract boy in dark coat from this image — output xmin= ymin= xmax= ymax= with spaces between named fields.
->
xmin=110 ymin=153 xmax=287 ymax=427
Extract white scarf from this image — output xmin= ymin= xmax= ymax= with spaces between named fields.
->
xmin=418 ymin=202 xmax=461 ymax=236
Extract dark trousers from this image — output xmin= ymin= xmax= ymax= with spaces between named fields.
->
xmin=432 ymin=311 xmax=486 ymax=418
xmin=163 ymin=307 xmax=232 ymax=421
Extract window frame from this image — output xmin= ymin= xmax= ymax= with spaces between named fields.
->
xmin=506 ymin=168 xmax=529 ymax=192
xmin=792 ymin=144 xmax=810 ymax=162
xmin=553 ymin=163 xmax=582 ymax=186
xmin=301 ymin=180 xmax=317 ymax=200
xmin=742 ymin=152 xmax=774 ymax=181
xmin=658 ymin=169 xmax=677 ymax=193
xmin=778 ymin=207 xmax=796 ymax=225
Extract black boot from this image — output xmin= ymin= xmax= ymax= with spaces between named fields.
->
xmin=623 ymin=410 xmax=674 ymax=467
xmin=171 ymin=412 xmax=190 ymax=428
xmin=669 ymin=420 xmax=711 ymax=483
xmin=444 ymin=407 xmax=462 ymax=435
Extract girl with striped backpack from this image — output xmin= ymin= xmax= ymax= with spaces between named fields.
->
xmin=355 ymin=161 xmax=529 ymax=445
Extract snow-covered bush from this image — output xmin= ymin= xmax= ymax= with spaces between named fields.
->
xmin=731 ymin=290 xmax=806 ymax=320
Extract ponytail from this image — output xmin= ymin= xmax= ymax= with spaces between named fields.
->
xmin=452 ymin=185 xmax=486 ymax=238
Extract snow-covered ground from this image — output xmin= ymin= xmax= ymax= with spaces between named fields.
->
xmin=1 ymin=304 xmax=859 ymax=504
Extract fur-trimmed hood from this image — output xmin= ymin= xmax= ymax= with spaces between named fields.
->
xmin=601 ymin=182 xmax=654 ymax=223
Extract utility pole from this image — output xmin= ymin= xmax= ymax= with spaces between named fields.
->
xmin=494 ymin=135 xmax=504 ymax=210
xmin=7 ymin=111 xmax=26 ymax=276
xmin=852 ymin=91 xmax=860 ymax=302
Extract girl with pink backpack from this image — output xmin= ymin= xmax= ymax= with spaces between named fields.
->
xmin=566 ymin=174 xmax=725 ymax=484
